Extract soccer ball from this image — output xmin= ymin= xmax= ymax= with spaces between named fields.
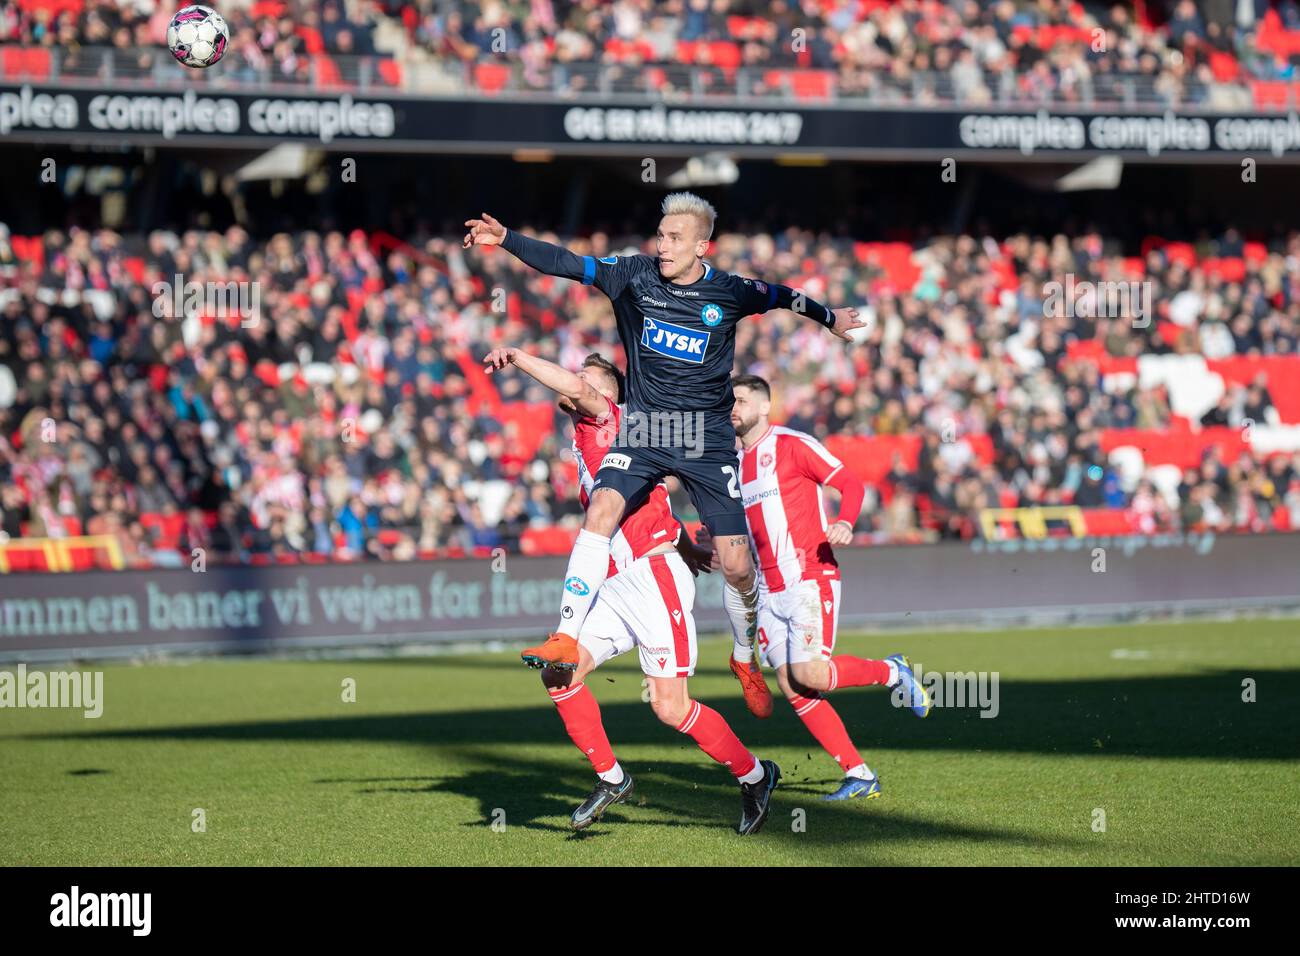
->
xmin=167 ymin=5 xmax=230 ymax=69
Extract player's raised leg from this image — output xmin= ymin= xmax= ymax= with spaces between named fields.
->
xmin=523 ymin=448 xmax=667 ymax=670
xmin=521 ymin=487 xmax=626 ymax=670
xmin=792 ymin=654 xmax=931 ymax=719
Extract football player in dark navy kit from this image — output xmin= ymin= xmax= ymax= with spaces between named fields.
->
xmin=464 ymin=193 xmax=863 ymax=715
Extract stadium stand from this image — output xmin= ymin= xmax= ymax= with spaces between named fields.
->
xmin=1 ymin=218 xmax=1298 ymax=569
xmin=4 ymin=0 xmax=1300 ymax=105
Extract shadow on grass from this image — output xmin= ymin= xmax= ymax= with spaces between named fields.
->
xmin=312 ymin=747 xmax=1080 ymax=855
xmin=20 ymin=670 xmax=1299 ymax=761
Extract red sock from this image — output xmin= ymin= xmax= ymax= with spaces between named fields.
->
xmin=548 ymin=682 xmax=617 ymax=774
xmin=827 ymin=655 xmax=890 ymax=691
xmin=790 ymin=693 xmax=863 ymax=773
xmin=676 ymin=700 xmax=758 ymax=779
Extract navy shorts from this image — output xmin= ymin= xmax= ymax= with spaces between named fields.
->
xmin=593 ymin=441 xmax=748 ymax=538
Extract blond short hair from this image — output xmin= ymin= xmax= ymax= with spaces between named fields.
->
xmin=660 ymin=192 xmax=717 ymax=240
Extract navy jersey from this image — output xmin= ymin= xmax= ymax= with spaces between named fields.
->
xmin=583 ymin=253 xmax=774 ymax=435
xmin=498 ymin=230 xmax=835 ymax=452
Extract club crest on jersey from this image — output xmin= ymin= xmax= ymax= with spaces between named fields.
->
xmin=759 ymin=451 xmax=774 ymax=469
xmin=641 ymin=316 xmax=709 ymax=364
xmin=700 ymin=303 xmax=723 ymax=327
xmin=564 ymin=577 xmax=590 ymax=596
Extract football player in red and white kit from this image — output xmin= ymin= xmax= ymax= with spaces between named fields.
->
xmin=482 ymin=347 xmax=781 ymax=834
xmin=725 ymin=374 xmax=931 ymax=801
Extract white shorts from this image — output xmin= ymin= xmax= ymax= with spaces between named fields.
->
xmin=578 ymin=551 xmax=698 ymax=678
xmin=756 ymin=578 xmax=841 ymax=670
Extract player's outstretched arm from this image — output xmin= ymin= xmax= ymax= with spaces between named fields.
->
xmin=772 ymin=287 xmax=864 ymax=341
xmin=738 ymin=276 xmax=866 ymax=341
xmin=482 ymin=347 xmax=608 ymax=418
xmin=463 ymin=212 xmax=589 ymax=284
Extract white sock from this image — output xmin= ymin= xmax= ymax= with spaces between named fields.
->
xmin=845 ymin=763 xmax=875 ymax=781
xmin=724 ymin=579 xmax=759 ymax=661
xmin=598 ymin=762 xmax=625 ymax=785
xmin=886 ymin=659 xmax=900 ymax=686
xmin=738 ymin=758 xmax=765 ymax=785
xmin=556 ymin=529 xmax=611 ymax=638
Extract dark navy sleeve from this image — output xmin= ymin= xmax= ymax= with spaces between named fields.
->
xmin=500 ymin=229 xmax=588 ymax=282
xmin=499 ymin=236 xmax=653 ymax=301
xmin=734 ymin=274 xmax=836 ymax=328
xmin=587 ymin=254 xmax=655 ymax=299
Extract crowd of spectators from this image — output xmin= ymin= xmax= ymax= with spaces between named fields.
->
xmin=1 ymin=214 xmax=1299 ymax=567
xmin=6 ymin=1 xmax=1300 ymax=105
xmin=0 ymin=0 xmax=383 ymax=83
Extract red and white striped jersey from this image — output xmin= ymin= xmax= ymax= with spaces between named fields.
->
xmin=737 ymin=424 xmax=844 ymax=593
xmin=573 ymin=396 xmax=681 ymax=576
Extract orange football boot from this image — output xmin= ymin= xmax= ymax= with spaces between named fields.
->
xmin=521 ymin=633 xmax=580 ymax=671
xmin=731 ymin=653 xmax=774 ymax=718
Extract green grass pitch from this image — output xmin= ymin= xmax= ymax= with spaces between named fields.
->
xmin=2 ymin=618 xmax=1298 ymax=866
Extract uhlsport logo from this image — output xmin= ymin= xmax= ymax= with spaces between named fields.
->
xmin=700 ymin=303 xmax=723 ymax=326
xmin=641 ymin=316 xmax=709 ymax=364
xmin=564 ymin=577 xmax=590 ymax=596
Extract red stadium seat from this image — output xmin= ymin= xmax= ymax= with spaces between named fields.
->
xmin=1203 ymin=257 xmax=1247 ymax=283
xmin=3 ymin=48 xmax=28 ymax=79
xmin=789 ymin=70 xmax=834 ymax=99
xmin=313 ymin=55 xmax=348 ymax=89
xmin=1208 ymin=51 xmax=1240 ymax=82
xmin=296 ymin=26 xmax=325 ymax=55
xmin=520 ymin=526 xmax=578 ymax=556
xmin=1252 ymin=80 xmax=1290 ymax=110
xmin=1081 ymin=509 xmax=1136 ymax=536
xmin=250 ymin=2 xmax=286 ymax=19
xmin=376 ymin=58 xmax=403 ymax=87
xmin=474 ymin=62 xmax=512 ymax=94
xmin=708 ymin=42 xmax=741 ymax=70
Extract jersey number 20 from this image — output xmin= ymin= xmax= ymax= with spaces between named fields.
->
xmin=721 ymin=465 xmax=740 ymax=499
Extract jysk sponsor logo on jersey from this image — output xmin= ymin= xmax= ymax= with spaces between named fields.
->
xmin=564 ymin=576 xmax=590 ymax=596
xmin=700 ymin=303 xmax=723 ymax=327
xmin=641 ymin=316 xmax=709 ymax=364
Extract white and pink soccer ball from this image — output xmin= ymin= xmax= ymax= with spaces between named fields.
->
xmin=166 ymin=5 xmax=230 ymax=69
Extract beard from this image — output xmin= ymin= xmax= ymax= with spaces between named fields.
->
xmin=733 ymin=413 xmax=761 ymax=438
